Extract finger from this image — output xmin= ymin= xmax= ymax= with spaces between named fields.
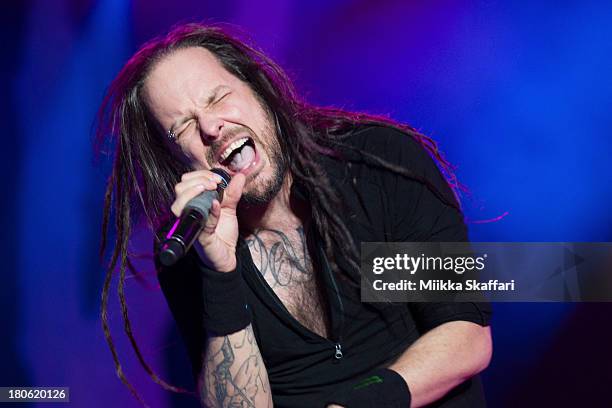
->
xmin=181 ymin=170 xmax=224 ymax=183
xmin=170 ymin=184 xmax=206 ymax=217
xmin=220 ymin=173 xmax=246 ymax=211
xmin=175 ymin=177 xmax=217 ymax=195
xmin=201 ymin=199 xmax=222 ymax=236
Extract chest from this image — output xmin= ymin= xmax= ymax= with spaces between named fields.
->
xmin=245 ymin=227 xmax=331 ymax=339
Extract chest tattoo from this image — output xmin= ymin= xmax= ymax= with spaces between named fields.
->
xmin=245 ymin=226 xmax=331 ymax=339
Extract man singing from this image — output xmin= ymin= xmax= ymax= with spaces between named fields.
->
xmin=98 ymin=23 xmax=492 ymax=408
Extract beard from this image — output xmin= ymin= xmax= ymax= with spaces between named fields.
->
xmin=239 ymin=122 xmax=288 ymax=206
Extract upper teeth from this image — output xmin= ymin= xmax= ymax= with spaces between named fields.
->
xmin=220 ymin=137 xmax=249 ymax=162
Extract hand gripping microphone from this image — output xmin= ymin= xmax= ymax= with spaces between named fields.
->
xmin=158 ymin=168 xmax=231 ymax=266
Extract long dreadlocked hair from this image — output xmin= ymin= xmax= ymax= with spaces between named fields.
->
xmin=96 ymin=22 xmax=463 ymax=405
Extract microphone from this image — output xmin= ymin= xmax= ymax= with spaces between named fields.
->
xmin=158 ymin=168 xmax=231 ymax=266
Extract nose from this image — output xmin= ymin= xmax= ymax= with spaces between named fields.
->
xmin=198 ymin=113 xmax=224 ymax=143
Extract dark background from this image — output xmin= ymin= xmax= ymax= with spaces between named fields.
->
xmin=2 ymin=0 xmax=611 ymax=406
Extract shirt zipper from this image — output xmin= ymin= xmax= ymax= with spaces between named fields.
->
xmin=334 ymin=343 xmax=343 ymax=359
xmin=317 ymin=239 xmax=345 ymax=360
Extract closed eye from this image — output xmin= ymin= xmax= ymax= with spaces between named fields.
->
xmin=175 ymin=118 xmax=197 ymax=139
xmin=213 ymin=92 xmax=230 ymax=106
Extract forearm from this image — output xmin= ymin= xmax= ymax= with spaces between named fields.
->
xmin=388 ymin=321 xmax=492 ymax=408
xmin=200 ymin=324 xmax=273 ymax=408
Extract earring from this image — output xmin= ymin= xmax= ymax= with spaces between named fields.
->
xmin=167 ymin=130 xmax=176 ymax=142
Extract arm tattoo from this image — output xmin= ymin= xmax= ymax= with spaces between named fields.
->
xmin=202 ymin=325 xmax=271 ymax=408
xmin=245 ymin=226 xmax=312 ymax=288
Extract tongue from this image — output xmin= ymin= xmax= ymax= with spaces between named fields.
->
xmin=228 ymin=144 xmax=255 ymax=171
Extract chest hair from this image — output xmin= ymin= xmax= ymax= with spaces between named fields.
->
xmin=245 ymin=226 xmax=331 ymax=339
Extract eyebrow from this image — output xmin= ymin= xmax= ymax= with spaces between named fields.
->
xmin=167 ymin=85 xmax=229 ymax=135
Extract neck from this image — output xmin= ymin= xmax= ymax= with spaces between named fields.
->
xmin=238 ymin=173 xmax=310 ymax=235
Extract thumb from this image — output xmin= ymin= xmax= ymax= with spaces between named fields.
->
xmin=220 ymin=172 xmax=246 ymax=210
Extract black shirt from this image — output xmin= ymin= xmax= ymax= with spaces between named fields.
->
xmin=156 ymin=125 xmax=492 ymax=407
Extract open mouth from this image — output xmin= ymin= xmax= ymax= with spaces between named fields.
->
xmin=218 ymin=136 xmax=257 ymax=173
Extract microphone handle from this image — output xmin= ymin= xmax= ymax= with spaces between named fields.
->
xmin=158 ymin=200 xmax=213 ymax=267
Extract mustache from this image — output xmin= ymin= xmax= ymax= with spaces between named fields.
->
xmin=207 ymin=125 xmax=256 ymax=165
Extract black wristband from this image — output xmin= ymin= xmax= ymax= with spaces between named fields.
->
xmin=327 ymin=368 xmax=412 ymax=408
xmin=197 ymin=255 xmax=251 ymax=336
